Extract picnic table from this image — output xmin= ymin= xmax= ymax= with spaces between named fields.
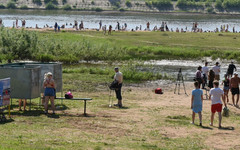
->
xmin=55 ymin=97 xmax=92 ymax=116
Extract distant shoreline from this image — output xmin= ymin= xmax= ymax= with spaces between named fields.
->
xmin=1 ymin=9 xmax=240 ymax=17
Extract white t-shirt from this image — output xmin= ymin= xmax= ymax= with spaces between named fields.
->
xmin=209 ymin=87 xmax=224 ymax=105
xmin=212 ymin=66 xmax=220 ymax=75
xmin=202 ymin=66 xmax=209 ymax=75
xmin=114 ymin=71 xmax=123 ymax=84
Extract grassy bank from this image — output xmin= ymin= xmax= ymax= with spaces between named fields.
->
xmin=1 ymin=28 xmax=240 ymax=63
xmin=1 ymin=69 xmax=240 ymax=149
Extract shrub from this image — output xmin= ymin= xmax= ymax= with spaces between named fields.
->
xmin=145 ymin=1 xmax=152 ymax=8
xmin=119 ymin=8 xmax=125 ymax=11
xmin=125 ymin=0 xmax=132 ymax=7
xmin=0 ymin=4 xmax=5 ymax=9
xmin=215 ymin=0 xmax=223 ymax=11
xmin=44 ymin=0 xmax=58 ymax=5
xmin=7 ymin=1 xmax=17 ymax=9
xmin=45 ymin=2 xmax=58 ymax=9
xmin=152 ymin=0 xmax=173 ymax=10
xmin=91 ymin=0 xmax=95 ymax=5
xmin=20 ymin=5 xmax=28 ymax=9
xmin=109 ymin=0 xmax=121 ymax=7
xmin=95 ymin=7 xmax=103 ymax=11
xmin=206 ymin=6 xmax=214 ymax=13
xmin=33 ymin=0 xmax=42 ymax=5
xmin=62 ymin=0 xmax=67 ymax=4
xmin=62 ymin=4 xmax=72 ymax=10
xmin=176 ymin=0 xmax=204 ymax=10
xmin=222 ymin=0 xmax=240 ymax=11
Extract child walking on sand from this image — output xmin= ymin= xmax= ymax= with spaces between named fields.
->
xmin=191 ymin=81 xmax=203 ymax=126
xmin=209 ymin=80 xmax=225 ymax=128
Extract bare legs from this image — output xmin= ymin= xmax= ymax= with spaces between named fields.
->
xmin=44 ymin=96 xmax=55 ymax=114
xmin=232 ymin=94 xmax=239 ymax=106
xmin=19 ymin=99 xmax=27 ymax=111
xmin=210 ymin=112 xmax=222 ymax=128
xmin=192 ymin=112 xmax=202 ymax=125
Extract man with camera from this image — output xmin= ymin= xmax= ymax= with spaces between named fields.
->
xmin=114 ymin=67 xmax=123 ymax=108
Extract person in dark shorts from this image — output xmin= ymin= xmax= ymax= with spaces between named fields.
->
xmin=227 ymin=61 xmax=237 ymax=77
xmin=230 ymin=72 xmax=240 ymax=106
xmin=113 ymin=67 xmax=123 ymax=108
xmin=195 ymin=66 xmax=203 ymax=88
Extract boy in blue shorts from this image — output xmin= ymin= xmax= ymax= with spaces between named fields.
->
xmin=191 ymin=81 xmax=203 ymax=126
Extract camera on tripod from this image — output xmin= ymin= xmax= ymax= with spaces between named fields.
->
xmin=174 ymin=68 xmax=187 ymax=95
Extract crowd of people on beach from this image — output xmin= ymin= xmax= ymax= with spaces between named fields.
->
xmin=192 ymin=61 xmax=239 ymax=128
xmin=0 ymin=18 xmax=239 ymax=33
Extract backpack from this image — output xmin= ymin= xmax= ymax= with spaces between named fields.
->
xmin=155 ymin=88 xmax=163 ymax=94
xmin=65 ymin=91 xmax=73 ymax=99
xmin=109 ymin=80 xmax=119 ymax=90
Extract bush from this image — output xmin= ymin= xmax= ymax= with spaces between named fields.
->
xmin=206 ymin=6 xmax=214 ymax=13
xmin=145 ymin=1 xmax=152 ymax=8
xmin=95 ymin=7 xmax=103 ymax=12
xmin=33 ymin=0 xmax=42 ymax=5
xmin=44 ymin=0 xmax=58 ymax=5
xmin=222 ymin=0 xmax=240 ymax=11
xmin=7 ymin=1 xmax=17 ymax=9
xmin=91 ymin=0 xmax=95 ymax=5
xmin=20 ymin=5 xmax=28 ymax=9
xmin=62 ymin=4 xmax=72 ymax=10
xmin=0 ymin=4 xmax=5 ymax=9
xmin=215 ymin=0 xmax=223 ymax=11
xmin=176 ymin=0 xmax=204 ymax=10
xmin=62 ymin=0 xmax=67 ymax=4
xmin=152 ymin=0 xmax=173 ymax=10
xmin=119 ymin=8 xmax=125 ymax=11
xmin=45 ymin=2 xmax=58 ymax=9
xmin=125 ymin=0 xmax=132 ymax=7
xmin=109 ymin=0 xmax=121 ymax=7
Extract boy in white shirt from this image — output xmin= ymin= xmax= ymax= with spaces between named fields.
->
xmin=209 ymin=80 xmax=225 ymax=128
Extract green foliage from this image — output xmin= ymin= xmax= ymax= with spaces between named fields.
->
xmin=45 ymin=2 xmax=58 ymax=9
xmin=176 ymin=0 xmax=204 ymax=10
xmin=205 ymin=0 xmax=211 ymax=7
xmin=222 ymin=0 xmax=240 ymax=11
xmin=62 ymin=0 xmax=67 ymax=4
xmin=151 ymin=0 xmax=173 ymax=10
xmin=125 ymin=0 xmax=132 ymax=7
xmin=109 ymin=0 xmax=121 ymax=8
xmin=95 ymin=7 xmax=103 ymax=12
xmin=0 ymin=4 xmax=6 ymax=9
xmin=119 ymin=7 xmax=125 ymax=11
xmin=206 ymin=6 xmax=214 ymax=13
xmin=0 ymin=28 xmax=38 ymax=61
xmin=44 ymin=0 xmax=58 ymax=5
xmin=91 ymin=0 xmax=95 ymax=5
xmin=215 ymin=0 xmax=223 ymax=10
xmin=145 ymin=1 xmax=152 ymax=8
xmin=62 ymin=4 xmax=72 ymax=10
xmin=6 ymin=1 xmax=17 ymax=9
xmin=20 ymin=5 xmax=29 ymax=9
xmin=33 ymin=0 xmax=42 ymax=5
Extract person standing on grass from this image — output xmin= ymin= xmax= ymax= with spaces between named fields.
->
xmin=108 ymin=25 xmax=112 ymax=35
xmin=114 ymin=67 xmax=123 ymax=108
xmin=212 ymin=62 xmax=221 ymax=81
xmin=43 ymin=72 xmax=56 ymax=115
xmin=209 ymin=80 xmax=225 ymax=128
xmin=191 ymin=81 xmax=203 ymax=126
xmin=19 ymin=99 xmax=27 ymax=111
xmin=227 ymin=61 xmax=237 ymax=77
xmin=202 ymin=62 xmax=209 ymax=89
xmin=230 ymin=72 xmax=240 ymax=106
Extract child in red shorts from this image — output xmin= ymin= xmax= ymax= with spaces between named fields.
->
xmin=209 ymin=80 xmax=225 ymax=128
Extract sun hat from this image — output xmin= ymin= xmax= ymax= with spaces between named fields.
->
xmin=47 ymin=72 xmax=53 ymax=76
xmin=234 ymin=72 xmax=238 ymax=75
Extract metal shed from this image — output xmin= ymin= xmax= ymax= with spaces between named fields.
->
xmin=0 ymin=65 xmax=41 ymax=99
xmin=0 ymin=62 xmax=62 ymax=99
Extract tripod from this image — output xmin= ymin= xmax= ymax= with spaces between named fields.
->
xmin=174 ymin=68 xmax=188 ymax=95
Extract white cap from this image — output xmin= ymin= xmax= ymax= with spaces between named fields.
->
xmin=234 ymin=72 xmax=238 ymax=75
xmin=47 ymin=72 xmax=53 ymax=76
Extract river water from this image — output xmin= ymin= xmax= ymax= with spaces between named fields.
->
xmin=144 ymin=59 xmax=240 ymax=82
xmin=1 ymin=10 xmax=240 ymax=31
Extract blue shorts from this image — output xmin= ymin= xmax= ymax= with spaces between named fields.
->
xmin=44 ymin=88 xmax=55 ymax=96
xmin=224 ymin=86 xmax=229 ymax=90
